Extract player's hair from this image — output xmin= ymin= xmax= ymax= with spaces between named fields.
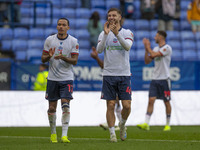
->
xmin=107 ymin=8 xmax=122 ymax=16
xmin=157 ymin=31 xmax=167 ymax=39
xmin=57 ymin=18 xmax=70 ymax=26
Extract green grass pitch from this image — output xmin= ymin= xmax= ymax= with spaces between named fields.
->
xmin=0 ymin=126 xmax=200 ymax=150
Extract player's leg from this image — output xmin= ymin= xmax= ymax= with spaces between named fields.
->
xmin=107 ymin=100 xmax=117 ymax=142
xmin=114 ymin=97 xmax=122 ymax=131
xmin=162 ymin=79 xmax=171 ymax=131
xmin=60 ymin=80 xmax=73 ymax=143
xmin=46 ymin=80 xmax=59 ymax=143
xmin=117 ymin=76 xmax=132 ymax=141
xmin=101 ymin=76 xmax=118 ymax=142
xmin=137 ymin=80 xmax=157 ymax=131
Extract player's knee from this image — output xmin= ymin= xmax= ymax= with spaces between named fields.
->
xmin=48 ymin=106 xmax=56 ymax=113
xmin=123 ymin=104 xmax=131 ymax=111
xmin=62 ymin=102 xmax=70 ymax=113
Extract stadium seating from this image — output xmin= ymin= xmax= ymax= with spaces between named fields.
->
xmin=29 ymin=28 xmax=45 ymax=39
xmin=44 ymin=28 xmax=57 ymax=38
xmin=12 ymin=39 xmax=28 ymax=51
xmin=13 ymin=28 xmax=29 ymax=40
xmin=150 ymin=20 xmax=158 ymax=31
xmin=106 ymin=0 xmax=120 ymax=10
xmin=15 ymin=51 xmax=27 ymax=61
xmin=27 ymin=49 xmax=42 ymax=61
xmin=75 ymin=29 xmax=90 ymax=40
xmin=136 ymin=49 xmax=145 ymax=61
xmin=1 ymin=40 xmax=12 ymax=51
xmin=78 ymin=40 xmax=91 ymax=49
xmin=182 ymin=41 xmax=197 ymax=51
xmin=123 ymin=19 xmax=134 ymax=30
xmin=91 ymin=8 xmax=106 ymax=20
xmin=76 ymin=8 xmax=91 ymax=19
xmin=166 ymin=31 xmax=180 ymax=41
xmin=182 ymin=50 xmax=198 ymax=61
xmin=180 ymin=1 xmax=190 ymax=11
xmin=61 ymin=8 xmax=76 ymax=19
xmin=0 ymin=28 xmax=13 ymax=40
xmin=135 ymin=31 xmax=150 ymax=41
xmin=181 ymin=31 xmax=195 ymax=41
xmin=91 ymin=0 xmax=106 ymax=9
xmin=28 ymin=39 xmax=44 ymax=49
xmin=75 ymin=19 xmax=89 ymax=29
xmin=168 ymin=41 xmax=181 ymax=50
xmin=180 ymin=20 xmax=191 ymax=31
xmin=134 ymin=20 xmax=150 ymax=31
xmin=171 ymin=50 xmax=182 ymax=61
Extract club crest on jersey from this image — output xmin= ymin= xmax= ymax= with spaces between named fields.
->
xmin=113 ymin=38 xmax=118 ymax=43
xmin=58 ymin=46 xmax=63 ymax=53
xmin=76 ymin=45 xmax=79 ymax=49
xmin=163 ymin=49 xmax=166 ymax=51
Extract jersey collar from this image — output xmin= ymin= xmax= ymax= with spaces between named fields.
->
xmin=57 ymin=34 xmax=69 ymax=40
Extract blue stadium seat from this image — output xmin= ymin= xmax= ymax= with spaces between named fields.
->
xmin=136 ymin=49 xmax=145 ymax=60
xmin=53 ymin=8 xmax=61 ymax=18
xmin=61 ymin=0 xmax=80 ymax=8
xmin=168 ymin=41 xmax=181 ymax=50
xmin=21 ymin=1 xmax=33 ymax=8
xmin=171 ymin=50 xmax=182 ymax=61
xmin=76 ymin=8 xmax=91 ymax=19
xmin=133 ymin=11 xmax=141 ymax=19
xmin=78 ymin=49 xmax=93 ymax=61
xmin=166 ymin=31 xmax=180 ymax=41
xmin=61 ymin=8 xmax=76 ymax=19
xmin=67 ymin=29 xmax=75 ymax=36
xmin=106 ymin=0 xmax=120 ymax=10
xmin=50 ymin=18 xmax=59 ymax=27
xmin=173 ymin=20 xmax=180 ymax=31
xmin=91 ymin=8 xmax=106 ymax=20
xmin=182 ymin=50 xmax=198 ymax=61
xmin=197 ymin=41 xmax=200 ymax=52
xmin=75 ymin=19 xmax=89 ymax=29
xmin=1 ymin=40 xmax=12 ymax=51
xmin=195 ymin=32 xmax=200 ymax=41
xmin=134 ymin=0 xmax=140 ymax=11
xmin=0 ymin=28 xmax=13 ymax=40
xmin=135 ymin=20 xmax=150 ymax=31
xmin=136 ymin=41 xmax=145 ymax=49
xmin=69 ymin=18 xmax=76 ymax=29
xmin=36 ymin=7 xmax=46 ymax=17
xmin=15 ymin=51 xmax=27 ymax=61
xmin=181 ymin=31 xmax=195 ymax=41
xmin=150 ymin=20 xmax=158 ymax=31
xmin=135 ymin=31 xmax=150 ymax=41
xmin=129 ymin=49 xmax=136 ymax=61
xmin=50 ymin=0 xmax=61 ymax=8
xmin=75 ymin=29 xmax=90 ymax=40
xmin=13 ymin=28 xmax=29 ymax=40
xmin=180 ymin=10 xmax=187 ymax=21
xmin=27 ymin=49 xmax=42 ymax=61
xmin=180 ymin=20 xmax=191 ymax=31
xmin=20 ymin=17 xmax=33 ymax=25
xmin=180 ymin=1 xmax=190 ymax=11
xmin=28 ymin=39 xmax=44 ymax=49
xmin=123 ymin=19 xmax=134 ymax=30
xmin=29 ymin=28 xmax=45 ymax=39
xmin=44 ymin=28 xmax=57 ymax=38
xmin=91 ymin=0 xmax=106 ymax=9
xmin=150 ymin=31 xmax=157 ymax=41
xmin=182 ymin=41 xmax=197 ymax=51
xmin=20 ymin=7 xmax=32 ymax=17
xmin=78 ymin=40 xmax=91 ymax=49
xmin=12 ymin=39 xmax=28 ymax=51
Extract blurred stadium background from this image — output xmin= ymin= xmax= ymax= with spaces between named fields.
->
xmin=0 ymin=0 xmax=200 ymax=127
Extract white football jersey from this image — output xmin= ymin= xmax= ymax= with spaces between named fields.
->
xmin=98 ymin=28 xmax=134 ymax=76
xmin=152 ymin=44 xmax=172 ymax=80
xmin=43 ymin=34 xmax=79 ymax=81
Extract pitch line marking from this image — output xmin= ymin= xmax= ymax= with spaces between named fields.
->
xmin=0 ymin=136 xmax=200 ymax=143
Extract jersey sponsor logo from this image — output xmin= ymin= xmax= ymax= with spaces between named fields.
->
xmin=106 ymin=46 xmax=123 ymax=50
xmin=113 ymin=38 xmax=118 ymax=43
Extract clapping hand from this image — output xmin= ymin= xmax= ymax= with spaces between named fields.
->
xmin=90 ymin=46 xmax=98 ymax=59
xmin=49 ymin=47 xmax=55 ymax=57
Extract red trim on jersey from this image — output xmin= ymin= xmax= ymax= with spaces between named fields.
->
xmin=125 ymin=38 xmax=133 ymax=41
xmin=43 ymin=50 xmax=49 ymax=53
xmin=71 ymin=53 xmax=79 ymax=55
xmin=159 ymin=51 xmax=163 ymax=56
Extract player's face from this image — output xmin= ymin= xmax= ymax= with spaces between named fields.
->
xmin=154 ymin=33 xmax=160 ymax=43
xmin=107 ymin=11 xmax=121 ymax=25
xmin=57 ymin=19 xmax=69 ymax=34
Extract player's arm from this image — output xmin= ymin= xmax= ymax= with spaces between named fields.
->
xmin=96 ymin=22 xmax=109 ymax=53
xmin=59 ymin=53 xmax=79 ymax=65
xmin=91 ymin=46 xmax=104 ymax=69
xmin=110 ymin=24 xmax=133 ymax=51
xmin=41 ymin=48 xmax=55 ymax=63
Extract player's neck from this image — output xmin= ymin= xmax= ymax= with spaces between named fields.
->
xmin=57 ymin=33 xmax=68 ymax=40
xmin=159 ymin=41 xmax=166 ymax=47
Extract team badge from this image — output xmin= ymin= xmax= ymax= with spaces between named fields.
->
xmin=113 ymin=38 xmax=118 ymax=43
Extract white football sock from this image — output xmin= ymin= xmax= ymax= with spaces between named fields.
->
xmin=48 ymin=112 xmax=56 ymax=134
